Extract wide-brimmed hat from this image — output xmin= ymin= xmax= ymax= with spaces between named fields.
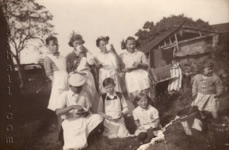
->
xmin=68 ymin=73 xmax=86 ymax=87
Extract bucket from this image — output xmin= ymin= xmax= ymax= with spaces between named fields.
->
xmin=207 ymin=116 xmax=229 ymax=149
xmin=177 ymin=106 xmax=203 ymax=136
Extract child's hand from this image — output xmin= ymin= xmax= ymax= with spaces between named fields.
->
xmin=133 ymin=62 xmax=140 ymax=68
xmin=138 ymin=126 xmax=144 ymax=130
xmin=97 ymin=64 xmax=103 ymax=69
xmin=71 ymin=105 xmax=83 ymax=111
xmin=122 ymin=68 xmax=131 ymax=73
xmin=192 ymin=94 xmax=197 ymax=99
xmin=105 ymin=115 xmax=113 ymax=121
xmin=214 ymin=94 xmax=221 ymax=98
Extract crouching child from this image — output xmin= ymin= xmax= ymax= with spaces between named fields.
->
xmin=133 ymin=93 xmax=160 ymax=144
xmin=55 ymin=73 xmax=103 ymax=150
xmin=98 ymin=77 xmax=133 ymax=139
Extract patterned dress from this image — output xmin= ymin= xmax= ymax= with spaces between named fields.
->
xmin=191 ymin=74 xmax=224 ymax=112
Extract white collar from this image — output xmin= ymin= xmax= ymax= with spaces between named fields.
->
xmin=139 ymin=105 xmax=151 ymax=111
xmin=106 ymin=92 xmax=118 ymax=99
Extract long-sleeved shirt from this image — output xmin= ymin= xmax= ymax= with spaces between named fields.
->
xmin=192 ymin=74 xmax=224 ymax=96
xmin=43 ymin=56 xmax=58 ymax=77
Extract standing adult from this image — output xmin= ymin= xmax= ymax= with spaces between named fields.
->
xmin=95 ymin=36 xmax=122 ymax=94
xmin=120 ymin=36 xmax=151 ymax=102
xmin=66 ymin=32 xmax=99 ymax=113
xmin=44 ymin=36 xmax=69 ymax=111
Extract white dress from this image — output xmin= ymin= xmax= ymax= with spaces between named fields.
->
xmin=133 ymin=105 xmax=159 ymax=136
xmin=47 ymin=54 xmax=69 ymax=111
xmin=96 ymin=51 xmax=122 ymax=93
xmin=120 ymin=50 xmax=150 ymax=94
xmin=57 ymin=90 xmax=103 ymax=150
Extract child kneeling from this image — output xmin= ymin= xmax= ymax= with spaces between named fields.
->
xmin=133 ymin=93 xmax=160 ymax=144
xmin=98 ymin=78 xmax=133 ymax=139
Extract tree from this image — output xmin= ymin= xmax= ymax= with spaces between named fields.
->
xmin=1 ymin=0 xmax=54 ymax=88
xmin=135 ymin=14 xmax=212 ymax=47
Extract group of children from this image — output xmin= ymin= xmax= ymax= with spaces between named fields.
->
xmin=43 ymin=32 xmax=225 ymax=150
xmin=55 ymin=74 xmax=160 ymax=149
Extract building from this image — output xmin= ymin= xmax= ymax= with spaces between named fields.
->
xmin=140 ymin=24 xmax=219 ymax=83
xmin=211 ymin=22 xmax=229 ymax=45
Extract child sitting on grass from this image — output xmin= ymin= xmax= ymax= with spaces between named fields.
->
xmin=192 ymin=61 xmax=224 ymax=119
xmin=55 ymin=73 xmax=103 ymax=150
xmin=98 ymin=77 xmax=133 ymax=139
xmin=133 ymin=93 xmax=160 ymax=144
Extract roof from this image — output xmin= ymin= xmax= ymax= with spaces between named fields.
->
xmin=140 ymin=25 xmax=182 ymax=53
xmin=211 ymin=23 xmax=229 ymax=33
xmin=140 ymin=24 xmax=218 ymax=54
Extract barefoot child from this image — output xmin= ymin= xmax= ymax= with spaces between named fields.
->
xmin=192 ymin=61 xmax=224 ymax=118
xmin=133 ymin=93 xmax=160 ymax=144
xmin=55 ymin=73 xmax=103 ymax=150
xmin=98 ymin=78 xmax=132 ymax=138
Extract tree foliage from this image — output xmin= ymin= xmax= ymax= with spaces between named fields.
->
xmin=1 ymin=0 xmax=55 ymax=87
xmin=135 ymin=14 xmax=212 ymax=47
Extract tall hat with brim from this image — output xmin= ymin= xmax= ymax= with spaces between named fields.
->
xmin=68 ymin=73 xmax=86 ymax=87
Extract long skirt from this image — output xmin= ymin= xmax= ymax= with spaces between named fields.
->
xmin=48 ymin=71 xmax=69 ymax=111
xmin=83 ymin=71 xmax=100 ymax=113
xmin=62 ymin=114 xmax=103 ymax=150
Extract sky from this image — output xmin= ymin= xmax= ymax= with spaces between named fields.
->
xmin=21 ymin=0 xmax=229 ymax=64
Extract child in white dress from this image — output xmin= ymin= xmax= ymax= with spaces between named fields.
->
xmin=133 ymin=93 xmax=160 ymax=144
xmin=97 ymin=78 xmax=132 ymax=139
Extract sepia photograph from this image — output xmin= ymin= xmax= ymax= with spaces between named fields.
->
xmin=0 ymin=0 xmax=229 ymax=150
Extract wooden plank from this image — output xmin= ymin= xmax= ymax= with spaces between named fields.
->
xmin=178 ymin=34 xmax=214 ymax=45
xmin=174 ymin=33 xmax=179 ymax=51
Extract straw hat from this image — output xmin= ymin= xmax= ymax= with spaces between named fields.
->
xmin=68 ymin=73 xmax=86 ymax=87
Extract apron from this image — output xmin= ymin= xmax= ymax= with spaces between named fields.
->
xmin=125 ymin=69 xmax=150 ymax=93
xmin=103 ymin=96 xmax=131 ymax=138
xmin=61 ymin=94 xmax=103 ymax=150
xmin=47 ymin=54 xmax=69 ymax=111
xmin=97 ymin=52 xmax=122 ymax=93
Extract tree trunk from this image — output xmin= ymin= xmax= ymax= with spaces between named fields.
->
xmin=14 ymin=56 xmax=24 ymax=88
